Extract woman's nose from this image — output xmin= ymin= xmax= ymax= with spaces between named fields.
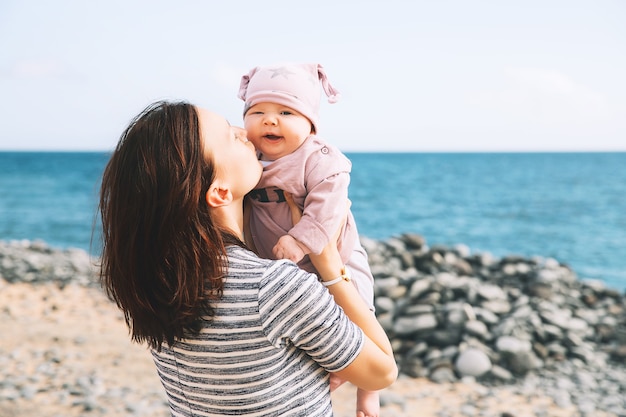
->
xmin=233 ymin=127 xmax=248 ymax=142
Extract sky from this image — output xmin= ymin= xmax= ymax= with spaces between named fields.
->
xmin=1 ymin=0 xmax=625 ymax=152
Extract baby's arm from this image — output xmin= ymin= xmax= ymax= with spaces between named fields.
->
xmin=273 ymin=144 xmax=351 ymax=262
xmin=288 ymin=170 xmax=350 ymax=256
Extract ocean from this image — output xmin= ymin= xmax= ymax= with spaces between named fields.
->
xmin=0 ymin=151 xmax=624 ymax=291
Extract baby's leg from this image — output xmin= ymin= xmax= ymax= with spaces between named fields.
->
xmin=329 ymin=373 xmax=346 ymax=391
xmin=356 ymin=388 xmax=380 ymax=417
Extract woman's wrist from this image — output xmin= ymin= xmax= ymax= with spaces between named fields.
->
xmin=309 ymin=244 xmax=343 ymax=280
xmin=321 ymin=266 xmax=351 ymax=287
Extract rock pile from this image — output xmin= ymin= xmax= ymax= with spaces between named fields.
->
xmin=362 ymin=233 xmax=626 ymax=383
xmin=2 ymin=237 xmax=626 ymax=416
xmin=0 ymin=239 xmax=97 ymax=287
xmin=2 ymin=236 xmax=625 ymax=383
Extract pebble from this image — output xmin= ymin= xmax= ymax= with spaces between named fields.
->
xmin=1 ymin=236 xmax=625 ymax=416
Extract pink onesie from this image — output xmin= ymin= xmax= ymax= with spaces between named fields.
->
xmin=246 ymin=135 xmax=374 ymax=310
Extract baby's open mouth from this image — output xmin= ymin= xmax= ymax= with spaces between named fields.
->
xmin=263 ymin=135 xmax=282 ymax=141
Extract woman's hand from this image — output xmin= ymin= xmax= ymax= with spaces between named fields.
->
xmin=284 ymin=192 xmax=302 ymax=226
xmin=272 ymin=193 xmax=309 ymax=263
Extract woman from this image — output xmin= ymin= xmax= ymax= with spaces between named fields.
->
xmin=99 ymin=100 xmax=396 ymax=417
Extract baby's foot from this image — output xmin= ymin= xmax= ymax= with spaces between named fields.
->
xmin=356 ymin=388 xmax=379 ymax=417
xmin=329 ymin=373 xmax=347 ymax=392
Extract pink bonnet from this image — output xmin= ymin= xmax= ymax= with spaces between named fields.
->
xmin=237 ymin=63 xmax=340 ymax=133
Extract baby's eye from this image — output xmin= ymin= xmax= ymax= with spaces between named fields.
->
xmin=280 ymin=111 xmax=293 ymax=116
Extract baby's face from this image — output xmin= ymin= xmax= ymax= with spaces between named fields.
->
xmin=243 ymin=102 xmax=312 ymax=161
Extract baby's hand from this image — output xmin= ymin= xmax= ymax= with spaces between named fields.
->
xmin=273 ymin=234 xmax=306 ymax=264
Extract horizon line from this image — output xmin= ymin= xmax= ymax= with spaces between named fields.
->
xmin=1 ymin=149 xmax=626 ymax=154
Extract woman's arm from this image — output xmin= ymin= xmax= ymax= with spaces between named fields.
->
xmin=309 ymin=238 xmax=397 ymax=391
xmin=286 ymin=192 xmax=397 ymax=390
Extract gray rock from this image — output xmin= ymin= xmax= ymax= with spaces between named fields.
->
xmin=429 ymin=364 xmax=456 ymax=383
xmin=394 ymin=314 xmax=438 ymax=335
xmin=455 ymin=348 xmax=492 ymax=377
xmin=464 ymin=320 xmax=489 ymax=339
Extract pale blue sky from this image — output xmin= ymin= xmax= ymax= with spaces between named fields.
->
xmin=1 ymin=0 xmax=625 ymax=151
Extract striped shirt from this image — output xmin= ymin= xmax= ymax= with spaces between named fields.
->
xmin=151 ymin=246 xmax=365 ymax=416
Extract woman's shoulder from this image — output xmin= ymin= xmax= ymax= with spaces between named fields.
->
xmin=226 ymin=245 xmax=273 ymax=268
xmin=226 ymin=246 xmax=318 ymax=290
xmin=226 ymin=246 xmax=305 ymax=278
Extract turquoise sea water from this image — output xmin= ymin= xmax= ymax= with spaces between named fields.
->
xmin=0 ymin=151 xmax=624 ymax=291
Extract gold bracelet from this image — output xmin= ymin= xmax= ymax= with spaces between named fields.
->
xmin=321 ymin=266 xmax=351 ymax=287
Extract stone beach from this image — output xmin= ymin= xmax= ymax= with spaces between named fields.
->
xmin=1 ymin=237 xmax=625 ymax=417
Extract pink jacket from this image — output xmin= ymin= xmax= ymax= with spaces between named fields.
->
xmin=246 ymin=136 xmax=374 ymax=307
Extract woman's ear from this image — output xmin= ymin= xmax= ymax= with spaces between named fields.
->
xmin=205 ymin=181 xmax=233 ymax=208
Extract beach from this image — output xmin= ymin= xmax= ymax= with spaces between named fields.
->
xmin=1 ymin=238 xmax=625 ymax=416
xmin=0 ymin=280 xmax=599 ymax=417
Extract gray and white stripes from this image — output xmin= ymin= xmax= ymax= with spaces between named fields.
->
xmin=151 ymin=246 xmax=364 ymax=416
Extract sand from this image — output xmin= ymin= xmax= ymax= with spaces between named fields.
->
xmin=0 ymin=280 xmax=606 ymax=417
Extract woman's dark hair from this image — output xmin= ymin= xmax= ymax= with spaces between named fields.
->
xmin=99 ymin=100 xmax=233 ymax=351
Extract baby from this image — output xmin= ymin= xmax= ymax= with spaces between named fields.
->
xmin=239 ymin=63 xmax=380 ymax=417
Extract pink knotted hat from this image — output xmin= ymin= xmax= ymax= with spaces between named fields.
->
xmin=238 ymin=63 xmax=340 ymax=133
